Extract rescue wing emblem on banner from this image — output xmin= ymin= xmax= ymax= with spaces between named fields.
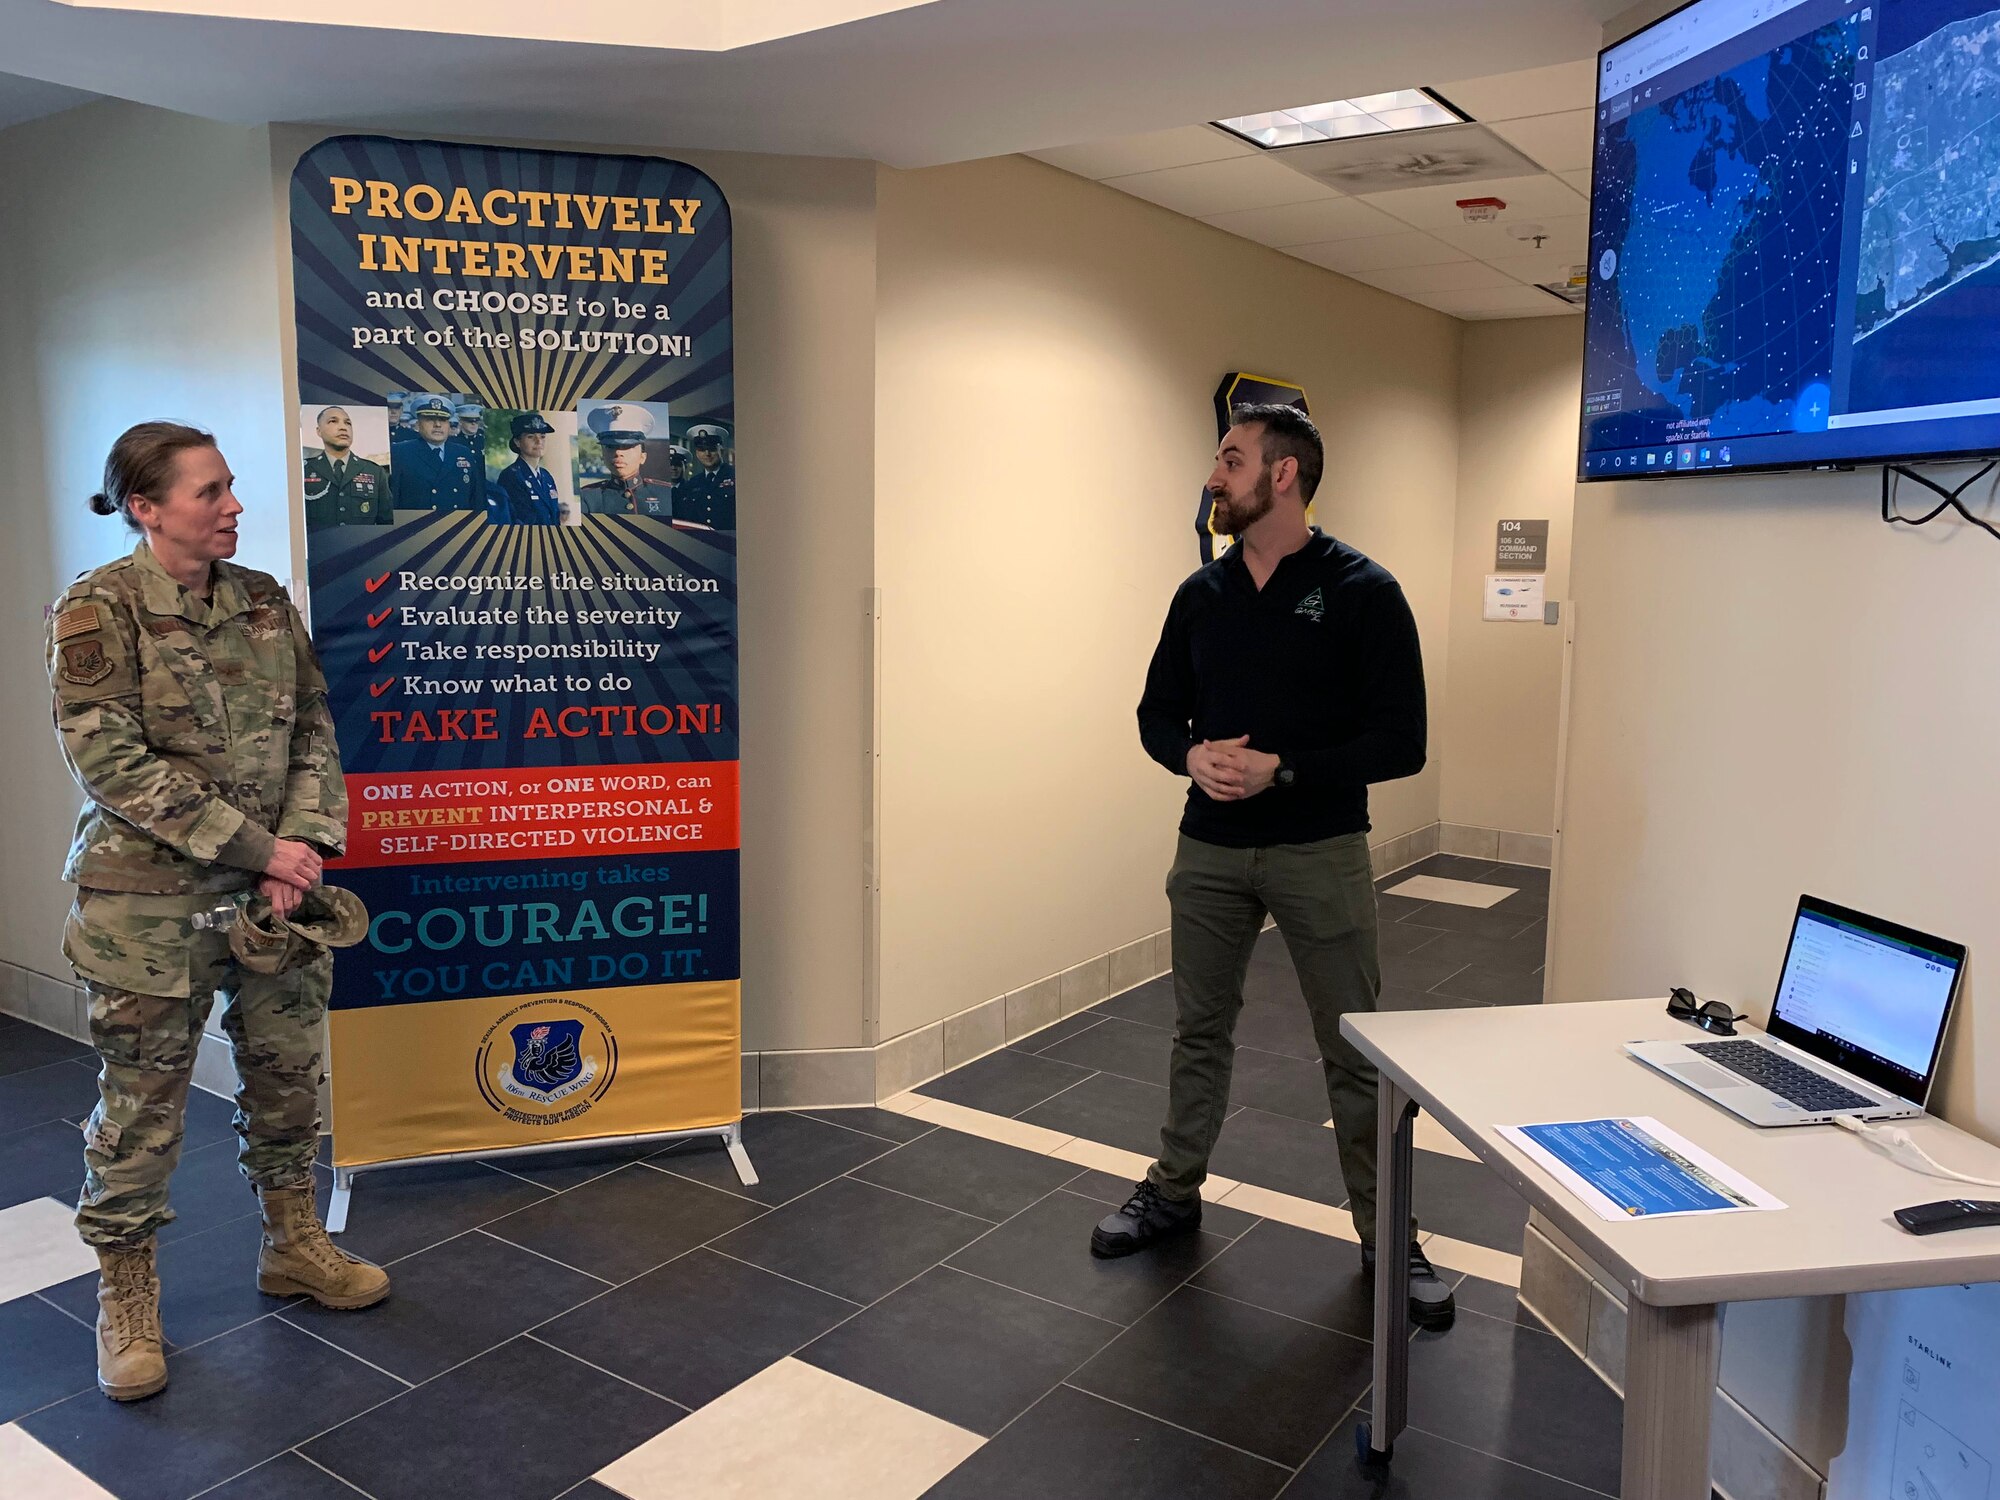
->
xmin=510 ymin=1021 xmax=583 ymax=1092
xmin=474 ymin=1004 xmax=619 ymax=1119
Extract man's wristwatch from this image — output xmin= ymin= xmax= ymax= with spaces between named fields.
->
xmin=1274 ymin=756 xmax=1297 ymax=789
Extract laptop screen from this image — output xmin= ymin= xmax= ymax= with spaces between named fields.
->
xmin=1767 ymin=897 xmax=1965 ymax=1105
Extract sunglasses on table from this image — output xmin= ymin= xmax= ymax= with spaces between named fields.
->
xmin=1666 ymin=988 xmax=1747 ymax=1036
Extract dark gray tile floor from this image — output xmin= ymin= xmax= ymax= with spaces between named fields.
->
xmin=915 ymin=855 xmax=1551 ymax=1241
xmin=0 ymin=859 xmax=1613 ymax=1500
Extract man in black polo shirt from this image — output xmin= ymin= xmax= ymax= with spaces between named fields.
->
xmin=1090 ymin=403 xmax=1453 ymax=1329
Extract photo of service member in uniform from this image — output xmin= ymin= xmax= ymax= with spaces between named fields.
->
xmin=455 ymin=401 xmax=485 ymax=453
xmin=578 ymin=402 xmax=674 ymax=517
xmin=388 ymin=394 xmax=483 ymax=511
xmin=490 ymin=411 xmax=564 ymax=524
xmin=301 ymin=404 xmax=392 ymax=528
xmin=48 ymin=422 xmax=390 ymax=1404
xmin=676 ymin=422 xmax=736 ymax=530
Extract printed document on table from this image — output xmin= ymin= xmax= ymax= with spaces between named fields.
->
xmin=1497 ymin=1117 xmax=1786 ymax=1221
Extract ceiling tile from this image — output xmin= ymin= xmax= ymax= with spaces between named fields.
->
xmin=1430 ymin=60 xmax=1598 ymax=123
xmin=1102 ymin=155 xmax=1338 ymax=217
xmin=1029 ymin=124 xmax=1255 ymax=181
xmin=1359 ymin=172 xmax=1587 ymax=230
xmin=1416 ymin=285 xmax=1581 ymax=318
xmin=1559 ymin=168 xmax=1593 ymax=199
xmin=1488 ymin=110 xmax=1595 ymax=174
xmin=1430 ymin=210 xmax=1587 ymax=262
xmin=1200 ymin=195 xmax=1402 ymax=246
xmin=1286 ymin=230 xmax=1468 ymax=273
xmin=1350 ymin=260 xmax=1519 ymax=296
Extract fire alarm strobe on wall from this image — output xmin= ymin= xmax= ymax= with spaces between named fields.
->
xmin=1456 ymin=196 xmax=1506 ymax=222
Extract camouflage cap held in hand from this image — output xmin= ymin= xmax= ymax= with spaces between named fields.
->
xmin=229 ymin=885 xmax=370 ymax=973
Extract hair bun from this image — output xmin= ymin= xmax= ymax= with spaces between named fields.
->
xmin=87 ymin=492 xmax=118 ymax=516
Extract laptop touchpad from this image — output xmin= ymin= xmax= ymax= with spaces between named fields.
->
xmin=1661 ymin=1059 xmax=1744 ymax=1090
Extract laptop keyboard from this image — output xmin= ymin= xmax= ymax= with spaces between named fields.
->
xmin=1687 ymin=1040 xmax=1879 ymax=1113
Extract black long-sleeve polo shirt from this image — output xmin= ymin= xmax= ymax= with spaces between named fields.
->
xmin=1137 ymin=529 xmax=1426 ymax=848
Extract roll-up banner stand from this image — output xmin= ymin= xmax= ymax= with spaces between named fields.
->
xmin=286 ymin=135 xmax=753 ymax=1227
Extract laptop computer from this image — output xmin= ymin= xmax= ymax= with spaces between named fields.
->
xmin=1626 ymin=895 xmax=1966 ymax=1127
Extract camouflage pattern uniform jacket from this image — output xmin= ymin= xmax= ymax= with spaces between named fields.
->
xmin=47 ymin=541 xmax=347 ymax=897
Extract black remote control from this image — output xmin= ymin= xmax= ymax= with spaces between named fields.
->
xmin=1894 ymin=1199 xmax=2000 ymax=1235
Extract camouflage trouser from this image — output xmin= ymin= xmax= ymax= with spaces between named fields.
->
xmin=64 ymin=890 xmax=330 ymax=1248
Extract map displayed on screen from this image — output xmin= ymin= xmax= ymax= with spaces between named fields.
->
xmin=1581 ymin=0 xmax=2000 ymax=478
xmin=1857 ymin=15 xmax=2000 ymax=336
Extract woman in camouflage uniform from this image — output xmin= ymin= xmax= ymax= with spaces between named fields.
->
xmin=47 ymin=422 xmax=389 ymax=1403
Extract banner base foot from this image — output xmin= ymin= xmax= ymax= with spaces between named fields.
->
xmin=327 ymin=1168 xmax=354 ymax=1234
xmin=328 ymin=1120 xmax=755 ymax=1231
xmin=724 ymin=1121 xmax=759 ymax=1187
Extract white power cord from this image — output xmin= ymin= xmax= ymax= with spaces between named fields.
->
xmin=1831 ymin=1115 xmax=2000 ymax=1190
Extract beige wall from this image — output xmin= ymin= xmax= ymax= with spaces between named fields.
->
xmin=1549 ymin=410 xmax=2000 ymax=1477
xmin=0 ymin=101 xmax=293 ymax=990
xmin=1446 ymin=311 xmax=1976 ymax=1475
xmin=1553 ymin=474 xmax=1997 ymax=1132
xmin=1 ymin=107 xmax=1495 ymax=1067
xmin=643 ymin=144 xmax=880 ymax=1053
xmin=1440 ymin=318 xmax=1580 ymax=839
xmin=871 ymin=153 xmax=1461 ymax=1040
xmin=1 ymin=107 xmax=880 ymax=1055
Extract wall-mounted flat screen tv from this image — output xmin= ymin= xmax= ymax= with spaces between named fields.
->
xmin=1580 ymin=0 xmax=2000 ymax=479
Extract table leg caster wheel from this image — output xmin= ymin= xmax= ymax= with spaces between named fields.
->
xmin=1355 ymin=1422 xmax=1392 ymax=1467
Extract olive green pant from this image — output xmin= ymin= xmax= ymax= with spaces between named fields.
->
xmin=65 ymin=892 xmax=329 ymax=1248
xmin=1146 ymin=830 xmax=1413 ymax=1245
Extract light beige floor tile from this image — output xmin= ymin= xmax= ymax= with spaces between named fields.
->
xmin=597 ymin=1357 xmax=982 ymax=1500
xmin=1413 ymin=1113 xmax=1481 ymax=1162
xmin=1319 ymin=1115 xmax=1480 ymax=1164
xmin=1045 ymin=1136 xmax=1239 ymax=1195
xmin=1423 ymin=1231 xmax=1523 ymax=1286
xmin=0 ymin=1425 xmax=117 ymax=1498
xmin=0 ymin=1198 xmax=101 ymax=1302
xmin=1384 ymin=874 xmax=1517 ymax=908
xmin=1221 ymin=1183 xmax=1361 ymax=1242
xmin=877 ymin=1091 xmax=928 ymax=1116
xmin=900 ymin=1096 xmax=1075 ymax=1155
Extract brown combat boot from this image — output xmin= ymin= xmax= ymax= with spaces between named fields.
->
xmin=255 ymin=1186 xmax=390 ymax=1309
xmin=95 ymin=1242 xmax=167 ymax=1401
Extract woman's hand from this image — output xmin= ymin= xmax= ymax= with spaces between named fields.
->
xmin=259 ymin=876 xmax=305 ymax=920
xmin=263 ymin=839 xmax=322 ymax=891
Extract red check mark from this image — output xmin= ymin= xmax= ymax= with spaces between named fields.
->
xmin=367 ymin=607 xmax=393 ymax=629
xmin=370 ymin=677 xmax=396 ymax=697
xmin=368 ymin=642 xmax=395 ymax=664
xmin=364 ymin=572 xmax=393 ymax=593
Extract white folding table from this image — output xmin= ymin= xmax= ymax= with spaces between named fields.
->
xmin=1342 ymin=997 xmax=2000 ymax=1500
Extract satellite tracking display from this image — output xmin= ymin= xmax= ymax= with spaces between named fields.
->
xmin=1581 ymin=0 xmax=2000 ymax=477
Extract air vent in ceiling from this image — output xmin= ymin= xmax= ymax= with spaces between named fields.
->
xmin=1272 ymin=123 xmax=1541 ymax=195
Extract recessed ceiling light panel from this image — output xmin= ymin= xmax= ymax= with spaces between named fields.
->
xmin=1215 ymin=88 xmax=1467 ymax=149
